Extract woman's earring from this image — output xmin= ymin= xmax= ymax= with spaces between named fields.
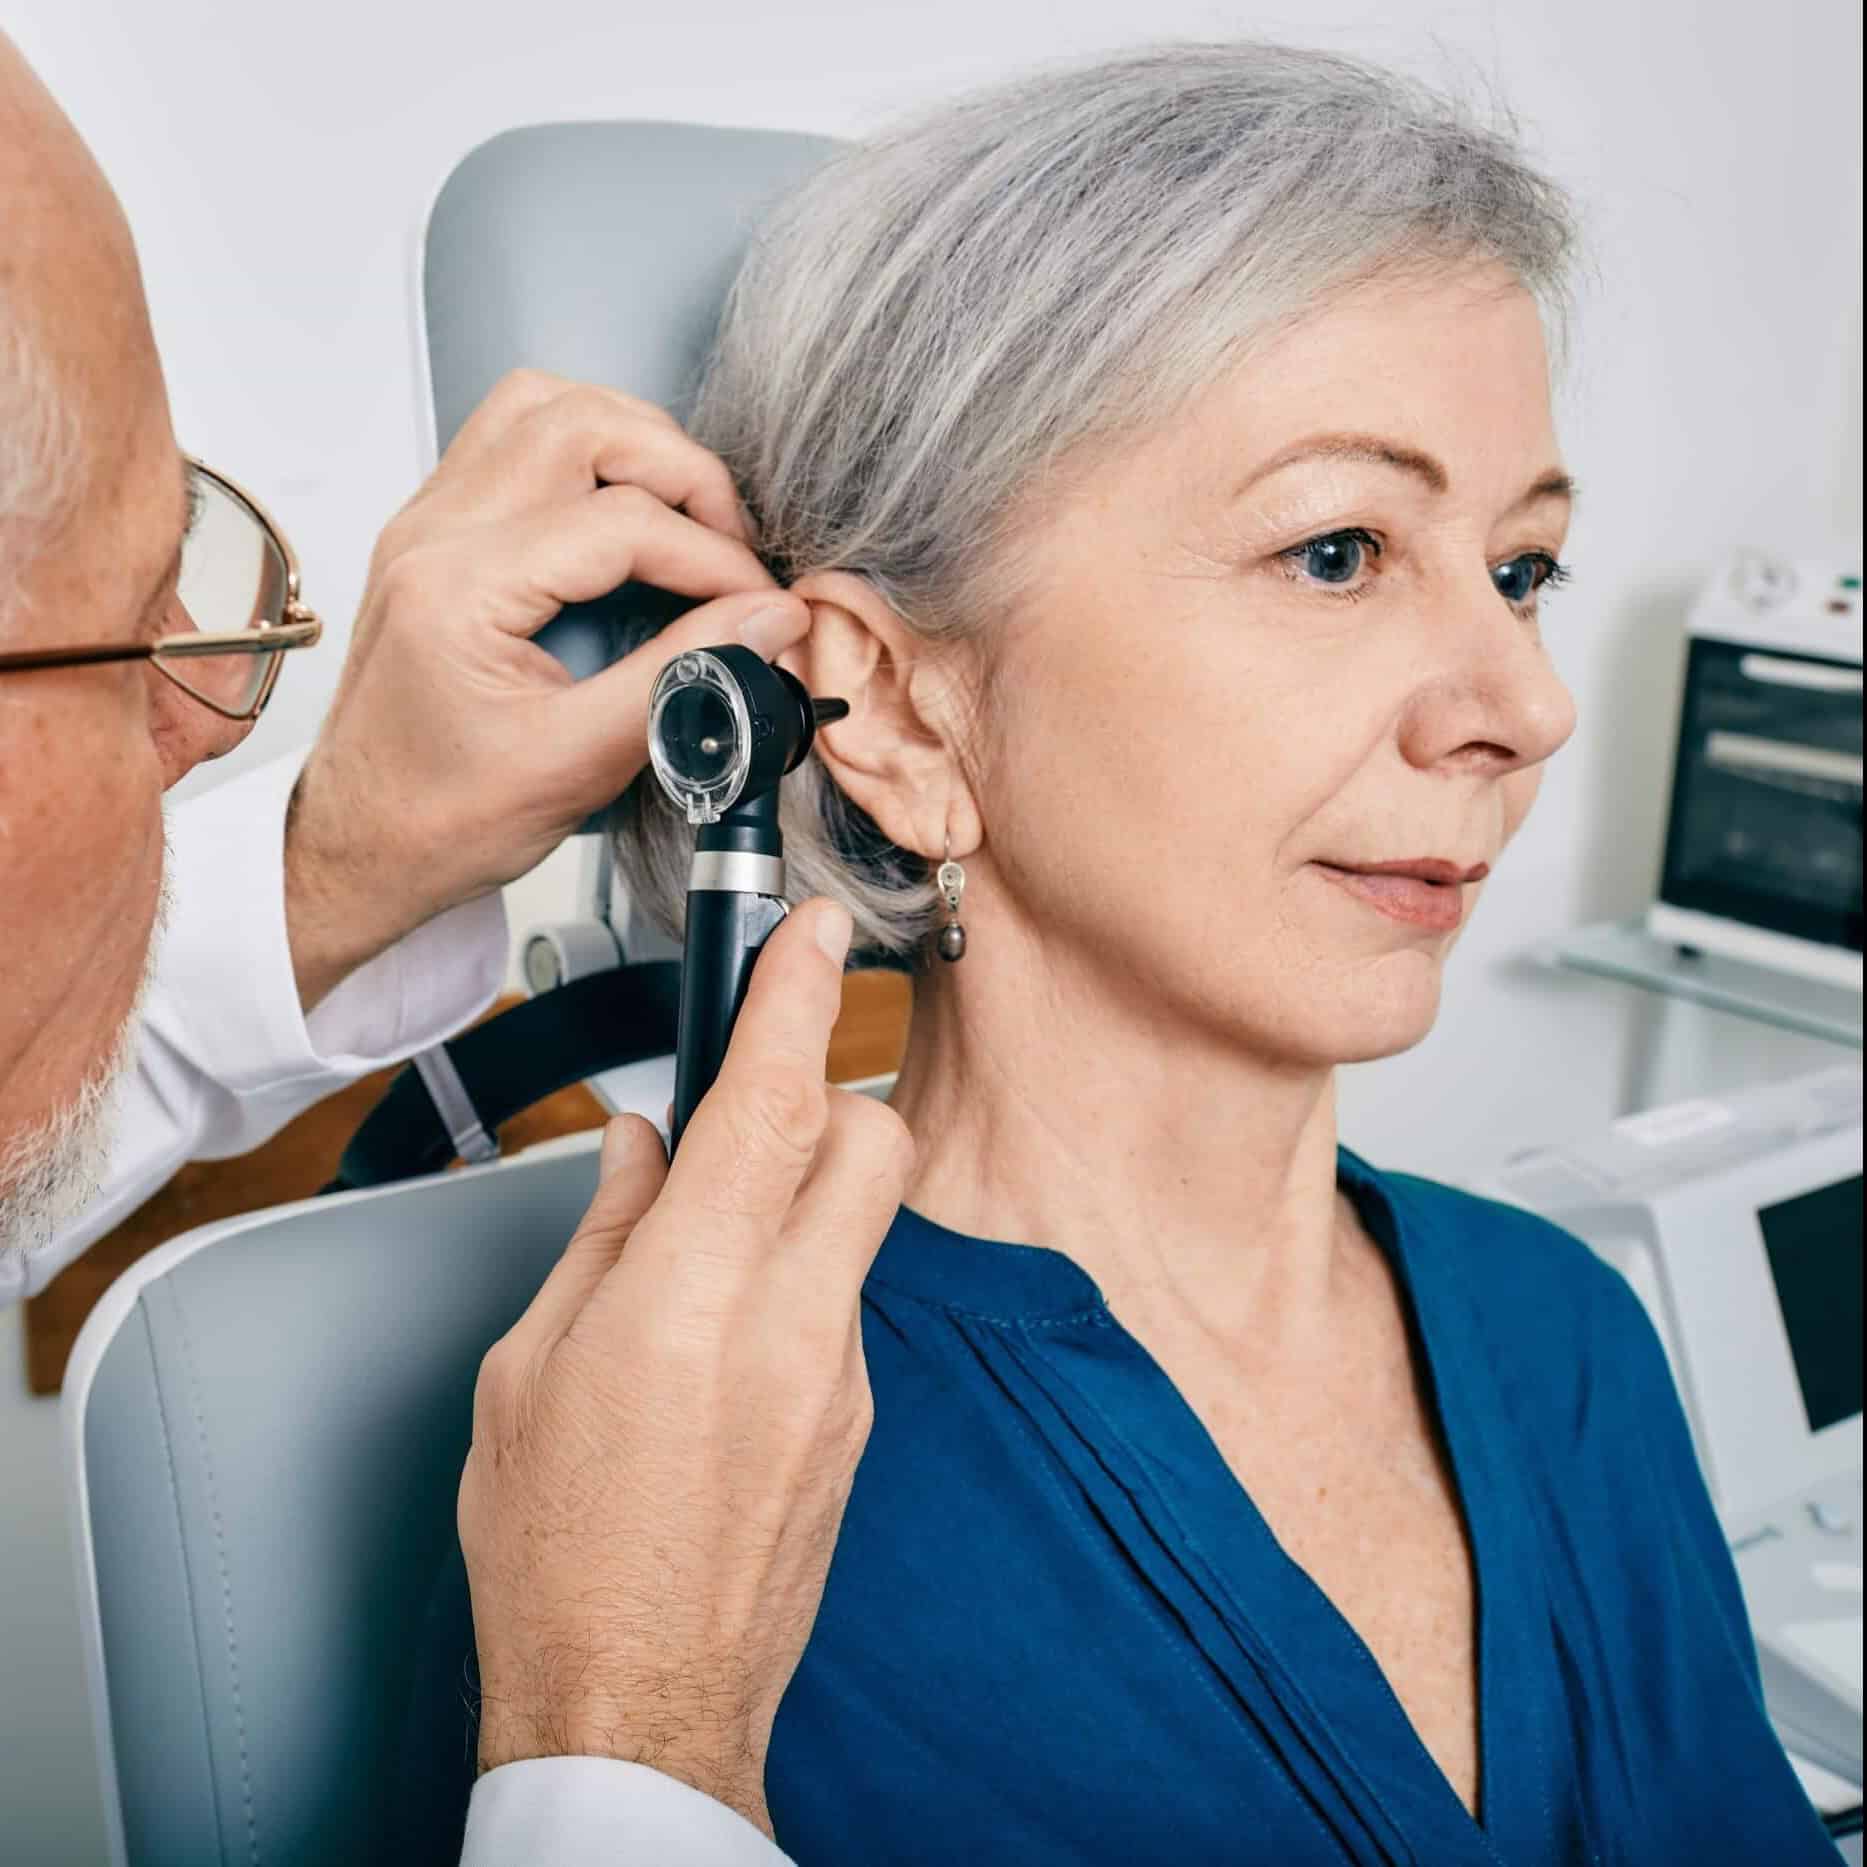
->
xmin=935 ymin=838 xmax=967 ymax=963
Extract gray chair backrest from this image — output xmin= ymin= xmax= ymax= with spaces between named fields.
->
xmin=64 ymin=1146 xmax=601 ymax=1864
xmin=65 ymin=119 xmax=841 ymax=1865
xmin=426 ymin=118 xmax=839 ymax=454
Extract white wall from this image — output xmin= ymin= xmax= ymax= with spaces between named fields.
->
xmin=3 ymin=0 xmax=1861 ymax=1854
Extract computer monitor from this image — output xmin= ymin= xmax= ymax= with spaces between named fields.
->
xmin=1492 ymin=1068 xmax=1864 ymax=1787
xmin=1761 ymin=1174 xmax=1863 ymax=1438
xmin=1491 ymin=1065 xmax=1862 ymax=1522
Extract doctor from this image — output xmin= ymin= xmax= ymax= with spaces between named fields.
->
xmin=0 ymin=37 xmax=907 ymax=1863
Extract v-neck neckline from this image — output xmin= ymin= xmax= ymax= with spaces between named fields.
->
xmin=1334 ymin=1154 xmax=1505 ymax=1843
xmin=1117 ymin=1150 xmax=1511 ymax=1855
xmin=879 ymin=1148 xmax=1521 ymax=1859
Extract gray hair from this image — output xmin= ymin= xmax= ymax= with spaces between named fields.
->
xmin=614 ymin=40 xmax=1580 ymax=961
xmin=0 ymin=290 xmax=80 ymax=618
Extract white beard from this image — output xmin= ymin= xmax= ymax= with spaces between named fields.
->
xmin=0 ymin=1016 xmax=136 ymax=1281
xmin=0 ymin=875 xmax=169 ymax=1289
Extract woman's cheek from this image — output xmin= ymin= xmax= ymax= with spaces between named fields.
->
xmin=1500 ymin=765 xmax=1546 ymax=842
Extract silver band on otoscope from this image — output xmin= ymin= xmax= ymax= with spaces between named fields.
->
xmin=688 ymin=849 xmax=788 ymax=897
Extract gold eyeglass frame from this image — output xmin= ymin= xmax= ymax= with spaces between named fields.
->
xmin=0 ymin=457 xmax=322 ymax=721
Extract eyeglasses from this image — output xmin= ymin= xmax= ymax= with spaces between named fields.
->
xmin=0 ymin=458 xmax=321 ymax=721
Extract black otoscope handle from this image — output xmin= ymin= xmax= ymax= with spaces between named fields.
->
xmin=670 ymin=888 xmax=789 ymax=1154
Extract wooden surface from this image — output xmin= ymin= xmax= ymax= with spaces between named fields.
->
xmin=23 ymin=969 xmax=911 ymax=1395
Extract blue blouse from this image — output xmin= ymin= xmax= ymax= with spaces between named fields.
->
xmin=764 ymin=1147 xmax=1836 ymax=1865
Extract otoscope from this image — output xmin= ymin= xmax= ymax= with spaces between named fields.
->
xmin=645 ymin=644 xmax=849 ymax=1154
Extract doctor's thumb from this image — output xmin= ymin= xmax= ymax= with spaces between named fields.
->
xmin=549 ymin=1117 xmax=671 ymax=1319
xmin=587 ymin=1114 xmax=671 ymax=1231
xmin=486 ymin=1116 xmax=668 ymax=1356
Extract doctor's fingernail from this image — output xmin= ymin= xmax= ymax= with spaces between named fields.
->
xmin=814 ymin=901 xmax=854 ymax=966
xmin=739 ymin=599 xmax=809 ymax=657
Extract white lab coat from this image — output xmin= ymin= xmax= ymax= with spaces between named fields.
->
xmin=19 ymin=753 xmax=787 ymax=1866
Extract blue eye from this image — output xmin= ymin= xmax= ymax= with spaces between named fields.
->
xmin=1493 ymin=552 xmax=1569 ymax=608
xmin=1295 ymin=531 xmax=1369 ymax=584
xmin=1276 ymin=528 xmax=1383 ymax=604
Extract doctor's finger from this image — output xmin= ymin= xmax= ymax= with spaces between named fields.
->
xmin=468 ymin=483 xmax=777 ymax=635
xmin=520 ymin=390 xmax=747 ymax=540
xmin=652 ymin=901 xmax=853 ymax=1233
xmin=498 ymin=1116 xmax=670 ymax=1357
xmin=436 ymin=371 xmax=679 ymax=480
xmin=430 ymin=388 xmax=749 ymax=542
xmin=778 ymin=1087 xmax=915 ymax=1296
xmin=435 ymin=369 xmax=575 ymax=470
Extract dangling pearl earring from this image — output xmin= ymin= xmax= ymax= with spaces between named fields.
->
xmin=935 ymin=835 xmax=967 ymax=963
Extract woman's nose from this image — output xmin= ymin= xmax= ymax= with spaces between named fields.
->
xmin=144 ymin=662 xmax=255 ymax=788
xmin=1485 ymin=622 xmax=1576 ymax=770
xmin=1403 ymin=580 xmax=1578 ymax=776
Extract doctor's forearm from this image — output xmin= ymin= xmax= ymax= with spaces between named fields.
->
xmin=282 ymin=769 xmax=425 ymax=1015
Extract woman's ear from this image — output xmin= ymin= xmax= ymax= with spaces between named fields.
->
xmin=780 ymin=570 xmax=981 ymax=860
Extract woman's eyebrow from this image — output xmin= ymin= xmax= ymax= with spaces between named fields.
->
xmin=1233 ymin=432 xmax=1577 ymax=511
xmin=1510 ymin=468 xmax=1579 ymax=512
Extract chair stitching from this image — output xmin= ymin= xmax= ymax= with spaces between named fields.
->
xmin=140 ymin=1302 xmax=228 ymax=1856
xmin=170 ymin=1290 xmax=261 ymax=1866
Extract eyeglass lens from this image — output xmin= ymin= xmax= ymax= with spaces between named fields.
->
xmin=154 ymin=469 xmax=291 ymax=717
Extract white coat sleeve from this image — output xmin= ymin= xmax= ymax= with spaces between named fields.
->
xmin=461 ymin=1760 xmax=795 ymax=1866
xmin=3 ymin=752 xmax=508 ymax=1305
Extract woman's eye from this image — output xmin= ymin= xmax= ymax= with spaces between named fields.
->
xmin=1492 ymin=551 xmax=1569 ymax=608
xmin=1284 ymin=528 xmax=1377 ymax=587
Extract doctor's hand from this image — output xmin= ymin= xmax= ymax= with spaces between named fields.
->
xmin=457 ymin=899 xmax=911 ymax=1839
xmin=282 ymin=370 xmax=807 ymax=1010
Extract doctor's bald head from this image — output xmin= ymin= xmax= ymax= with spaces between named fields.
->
xmin=0 ymin=33 xmax=148 ymax=599
xmin=0 ymin=34 xmax=227 ymax=1282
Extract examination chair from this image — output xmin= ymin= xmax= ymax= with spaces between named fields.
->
xmin=62 ymin=120 xmax=840 ymax=1866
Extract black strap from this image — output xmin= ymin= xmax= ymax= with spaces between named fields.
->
xmin=325 ymin=962 xmax=682 ymax=1194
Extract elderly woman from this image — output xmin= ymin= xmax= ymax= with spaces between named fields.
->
xmin=403 ymin=41 xmax=1836 ymax=1866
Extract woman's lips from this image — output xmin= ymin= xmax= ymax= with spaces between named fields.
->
xmin=1311 ymin=862 xmax=1477 ymax=932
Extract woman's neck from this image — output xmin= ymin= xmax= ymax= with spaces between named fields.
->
xmin=885 ymin=927 xmax=1352 ymax=1344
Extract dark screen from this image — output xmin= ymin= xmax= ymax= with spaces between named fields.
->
xmin=1658 ymin=638 xmax=1864 ymax=952
xmin=1760 ymin=1174 xmax=1864 ymax=1433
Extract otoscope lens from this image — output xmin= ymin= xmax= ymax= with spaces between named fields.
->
xmin=659 ymin=685 xmax=740 ymax=786
xmin=647 ymin=649 xmax=757 ymax=824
